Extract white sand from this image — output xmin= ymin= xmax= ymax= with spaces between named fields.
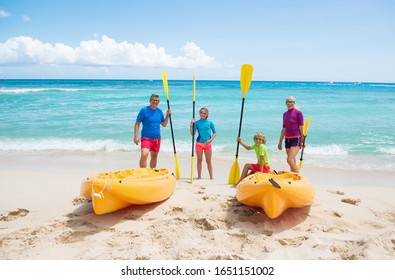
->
xmin=0 ymin=150 xmax=394 ymax=260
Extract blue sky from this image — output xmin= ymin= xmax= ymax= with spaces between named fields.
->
xmin=1 ymin=0 xmax=394 ymax=82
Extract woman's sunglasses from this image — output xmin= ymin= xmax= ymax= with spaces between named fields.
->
xmin=286 ymin=101 xmax=295 ymax=105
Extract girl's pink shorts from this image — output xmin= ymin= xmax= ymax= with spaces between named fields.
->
xmin=195 ymin=142 xmax=212 ymax=152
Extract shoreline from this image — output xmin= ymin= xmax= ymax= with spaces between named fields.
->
xmin=1 ymin=150 xmax=395 ymax=259
xmin=1 ymin=150 xmax=394 ymax=187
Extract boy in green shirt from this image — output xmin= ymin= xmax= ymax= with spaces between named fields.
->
xmin=236 ymin=132 xmax=270 ymax=185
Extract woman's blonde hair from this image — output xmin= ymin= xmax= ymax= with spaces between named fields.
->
xmin=286 ymin=96 xmax=296 ymax=102
xmin=286 ymin=96 xmax=298 ymax=108
xmin=253 ymin=132 xmax=266 ymax=144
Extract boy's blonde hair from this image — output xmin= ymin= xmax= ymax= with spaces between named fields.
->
xmin=253 ymin=132 xmax=266 ymax=144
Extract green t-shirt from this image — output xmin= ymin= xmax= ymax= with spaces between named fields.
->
xmin=251 ymin=143 xmax=270 ymax=166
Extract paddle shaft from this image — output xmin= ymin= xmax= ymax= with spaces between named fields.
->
xmin=299 ymin=135 xmax=307 ymax=161
xmin=166 ymin=99 xmax=177 ymax=155
xmin=191 ymin=100 xmax=195 ymax=157
xmin=235 ymin=97 xmax=245 ymax=158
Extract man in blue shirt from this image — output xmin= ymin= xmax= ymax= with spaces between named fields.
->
xmin=134 ymin=94 xmax=170 ymax=168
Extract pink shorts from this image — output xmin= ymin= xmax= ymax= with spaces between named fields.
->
xmin=195 ymin=142 xmax=212 ymax=152
xmin=250 ymin=164 xmax=270 ymax=174
xmin=141 ymin=137 xmax=161 ymax=152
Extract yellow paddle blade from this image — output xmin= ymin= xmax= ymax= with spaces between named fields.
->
xmin=299 ymin=116 xmax=311 ymax=170
xmin=174 ymin=154 xmax=180 ymax=179
xmin=228 ymin=159 xmax=240 ymax=184
xmin=192 ymin=75 xmax=196 ymax=101
xmin=298 ymin=160 xmax=304 ymax=170
xmin=240 ymin=64 xmax=253 ymax=98
xmin=303 ymin=116 xmax=312 ymax=136
xmin=162 ymin=71 xmax=169 ymax=100
xmin=190 ymin=155 xmax=195 ymax=183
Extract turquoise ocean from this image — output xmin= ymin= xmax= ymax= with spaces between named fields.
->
xmin=1 ymin=79 xmax=394 ymax=171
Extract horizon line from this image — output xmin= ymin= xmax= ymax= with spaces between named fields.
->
xmin=1 ymin=78 xmax=394 ymax=85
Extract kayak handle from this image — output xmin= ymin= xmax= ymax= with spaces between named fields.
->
xmin=268 ymin=178 xmax=281 ymax=189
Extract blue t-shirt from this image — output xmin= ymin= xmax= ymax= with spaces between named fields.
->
xmin=194 ymin=119 xmax=216 ymax=143
xmin=136 ymin=106 xmax=165 ymax=139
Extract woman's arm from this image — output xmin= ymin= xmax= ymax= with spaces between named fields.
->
xmin=278 ymin=127 xmax=285 ymax=150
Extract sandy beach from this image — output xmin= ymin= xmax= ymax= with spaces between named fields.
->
xmin=0 ymin=150 xmax=394 ymax=260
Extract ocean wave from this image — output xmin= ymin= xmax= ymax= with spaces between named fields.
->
xmin=3 ymin=138 xmax=371 ymax=157
xmin=377 ymin=147 xmax=395 ymax=155
xmin=0 ymin=138 xmax=135 ymax=152
xmin=0 ymin=137 xmax=230 ymax=154
xmin=1 ymin=138 xmax=394 ymax=171
xmin=2 ymin=138 xmax=392 ymax=158
xmin=303 ymin=144 xmax=348 ymax=156
xmin=365 ymin=83 xmax=395 ymax=88
xmin=0 ymin=88 xmax=87 ymax=94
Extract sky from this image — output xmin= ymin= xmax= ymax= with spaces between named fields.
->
xmin=0 ymin=0 xmax=394 ymax=82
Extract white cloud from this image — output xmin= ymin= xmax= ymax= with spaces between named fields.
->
xmin=21 ymin=15 xmax=31 ymax=22
xmin=0 ymin=36 xmax=75 ymax=65
xmin=0 ymin=9 xmax=10 ymax=17
xmin=0 ymin=36 xmax=218 ymax=68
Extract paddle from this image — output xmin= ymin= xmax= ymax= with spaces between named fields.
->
xmin=228 ymin=64 xmax=254 ymax=184
xmin=162 ymin=71 xmax=181 ymax=179
xmin=298 ymin=116 xmax=312 ymax=170
xmin=190 ymin=75 xmax=196 ymax=183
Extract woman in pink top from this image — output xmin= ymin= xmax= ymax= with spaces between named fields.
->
xmin=278 ymin=96 xmax=304 ymax=173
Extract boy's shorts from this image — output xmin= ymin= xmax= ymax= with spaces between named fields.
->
xmin=141 ymin=137 xmax=161 ymax=152
xmin=195 ymin=142 xmax=212 ymax=152
xmin=285 ymin=137 xmax=300 ymax=149
xmin=250 ymin=164 xmax=270 ymax=174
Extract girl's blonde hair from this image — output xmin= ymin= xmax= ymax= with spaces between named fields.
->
xmin=253 ymin=132 xmax=266 ymax=144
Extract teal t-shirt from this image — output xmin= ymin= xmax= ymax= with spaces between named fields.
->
xmin=251 ymin=143 xmax=270 ymax=166
xmin=194 ymin=119 xmax=216 ymax=143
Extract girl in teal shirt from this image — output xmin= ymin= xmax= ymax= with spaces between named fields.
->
xmin=190 ymin=108 xmax=217 ymax=179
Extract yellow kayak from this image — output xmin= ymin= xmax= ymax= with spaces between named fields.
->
xmin=236 ymin=171 xmax=314 ymax=219
xmin=81 ymin=168 xmax=176 ymax=215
